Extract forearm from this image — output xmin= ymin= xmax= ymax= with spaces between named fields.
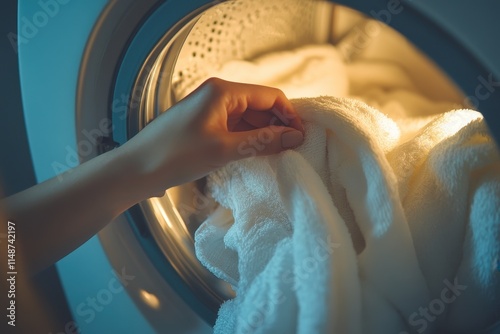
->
xmin=2 ymin=146 xmax=149 ymax=275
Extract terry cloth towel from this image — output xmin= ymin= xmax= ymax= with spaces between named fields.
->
xmin=195 ymin=96 xmax=500 ymax=334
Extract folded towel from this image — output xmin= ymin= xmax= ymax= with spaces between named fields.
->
xmin=195 ymin=96 xmax=500 ymax=334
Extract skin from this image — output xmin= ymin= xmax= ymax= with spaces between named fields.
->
xmin=0 ymin=78 xmax=303 ymax=332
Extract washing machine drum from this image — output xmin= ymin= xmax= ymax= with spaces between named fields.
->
xmin=77 ymin=0 xmax=500 ymax=329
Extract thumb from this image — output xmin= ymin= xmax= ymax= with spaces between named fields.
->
xmin=226 ymin=126 xmax=304 ymax=160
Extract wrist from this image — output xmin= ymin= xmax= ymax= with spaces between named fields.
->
xmin=110 ymin=141 xmax=172 ymax=202
xmin=104 ymin=146 xmax=153 ymax=207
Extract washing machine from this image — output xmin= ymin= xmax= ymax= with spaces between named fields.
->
xmin=18 ymin=0 xmax=500 ymax=333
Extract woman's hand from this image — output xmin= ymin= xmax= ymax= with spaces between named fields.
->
xmin=120 ymin=78 xmax=305 ymax=197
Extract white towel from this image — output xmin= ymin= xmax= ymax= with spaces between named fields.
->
xmin=176 ymin=44 xmax=349 ymax=100
xmin=388 ymin=111 xmax=500 ymax=333
xmin=195 ymin=96 xmax=500 ymax=334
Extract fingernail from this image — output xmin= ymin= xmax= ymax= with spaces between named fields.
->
xmin=271 ymin=107 xmax=290 ymax=126
xmin=281 ymin=130 xmax=304 ymax=149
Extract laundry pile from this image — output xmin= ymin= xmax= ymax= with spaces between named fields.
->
xmin=189 ymin=44 xmax=500 ymax=333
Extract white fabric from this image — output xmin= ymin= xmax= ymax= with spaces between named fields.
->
xmin=192 ymin=44 xmax=500 ymax=333
xmin=176 ymin=44 xmax=349 ymax=100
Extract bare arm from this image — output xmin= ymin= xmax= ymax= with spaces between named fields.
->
xmin=2 ymin=145 xmax=145 ymax=275
xmin=1 ymin=78 xmax=304 ymax=276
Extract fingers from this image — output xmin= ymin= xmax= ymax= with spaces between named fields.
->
xmin=242 ymin=109 xmax=275 ymax=128
xmin=231 ymin=109 xmax=286 ymax=132
xmin=200 ymin=78 xmax=304 ymax=133
xmin=223 ymin=126 xmax=304 ymax=161
xmin=237 ymin=81 xmax=304 ymax=133
xmin=192 ymin=78 xmax=306 ymax=163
